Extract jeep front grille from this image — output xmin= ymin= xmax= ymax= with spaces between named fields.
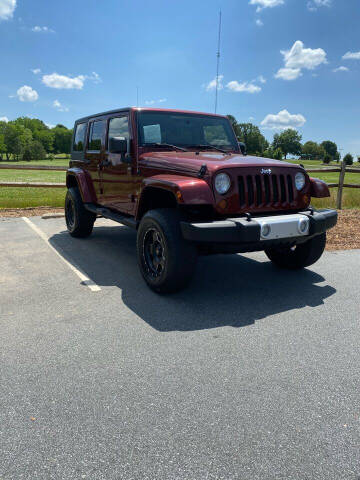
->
xmin=238 ymin=174 xmax=295 ymax=208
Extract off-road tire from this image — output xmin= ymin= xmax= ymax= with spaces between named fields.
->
xmin=265 ymin=233 xmax=326 ymax=270
xmin=65 ymin=187 xmax=96 ymax=238
xmin=137 ymin=209 xmax=198 ymax=293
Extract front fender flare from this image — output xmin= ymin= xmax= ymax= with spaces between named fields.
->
xmin=310 ymin=177 xmax=330 ymax=198
xmin=141 ymin=174 xmax=215 ymax=204
xmin=66 ymin=168 xmax=97 ymax=203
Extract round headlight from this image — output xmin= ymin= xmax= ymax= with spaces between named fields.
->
xmin=295 ymin=172 xmax=306 ymax=191
xmin=215 ymin=173 xmax=231 ymax=195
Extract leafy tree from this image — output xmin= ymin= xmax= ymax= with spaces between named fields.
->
xmin=227 ymin=116 xmax=269 ymax=155
xmin=323 ymin=153 xmax=332 ymax=164
xmin=273 ymin=148 xmax=283 ymax=160
xmin=302 ymin=141 xmax=325 ymax=160
xmin=22 ymin=140 xmax=46 ymax=161
xmin=343 ymin=153 xmax=353 ymax=166
xmin=273 ymin=129 xmax=302 ymax=159
xmin=34 ymin=129 xmax=54 ymax=153
xmin=53 ymin=126 xmax=73 ymax=154
xmin=237 ymin=123 xmax=268 ymax=155
xmin=13 ymin=117 xmax=48 ymax=133
xmin=321 ymin=140 xmax=338 ymax=160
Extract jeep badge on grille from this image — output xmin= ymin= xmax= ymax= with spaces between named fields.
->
xmin=261 ymin=168 xmax=272 ymax=175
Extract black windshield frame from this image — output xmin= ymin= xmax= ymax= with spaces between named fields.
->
xmin=137 ymin=111 xmax=239 ymax=152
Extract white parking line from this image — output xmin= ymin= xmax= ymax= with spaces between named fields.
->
xmin=22 ymin=217 xmax=101 ymax=292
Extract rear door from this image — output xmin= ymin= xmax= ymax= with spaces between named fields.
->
xmin=85 ymin=119 xmax=106 ymax=200
xmin=100 ymin=114 xmax=134 ymax=213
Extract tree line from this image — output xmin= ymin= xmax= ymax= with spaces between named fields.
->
xmin=0 ymin=115 xmax=356 ymax=165
xmin=0 ymin=117 xmax=73 ymax=161
xmin=227 ymin=115 xmax=355 ymax=165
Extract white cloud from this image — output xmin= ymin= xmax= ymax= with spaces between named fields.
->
xmin=227 ymin=81 xmax=261 ymax=94
xmin=205 ymin=75 xmax=224 ymax=91
xmin=16 ymin=85 xmax=38 ymax=102
xmin=275 ymin=40 xmax=327 ymax=80
xmin=0 ymin=0 xmax=16 ymax=20
xmin=45 ymin=123 xmax=56 ymax=129
xmin=256 ymin=19 xmax=263 ymax=26
xmin=31 ymin=68 xmax=41 ymax=75
xmin=275 ymin=67 xmax=302 ymax=80
xmin=32 ymin=25 xmax=55 ymax=33
xmin=261 ymin=109 xmax=306 ymax=130
xmin=307 ymin=0 xmax=331 ymax=11
xmin=53 ymin=100 xmax=69 ymax=112
xmin=42 ymin=73 xmax=85 ymax=89
xmin=145 ymin=98 xmax=167 ymax=106
xmin=249 ymin=0 xmax=284 ymax=12
xmin=342 ymin=51 xmax=360 ymax=60
xmin=87 ymin=71 xmax=102 ymax=84
xmin=42 ymin=71 xmax=101 ymax=89
xmin=333 ymin=66 xmax=349 ymax=73
xmin=257 ymin=75 xmax=266 ymax=84
xmin=0 ymin=116 xmax=9 ymax=122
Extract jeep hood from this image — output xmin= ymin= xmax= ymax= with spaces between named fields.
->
xmin=139 ymin=151 xmax=301 ymax=176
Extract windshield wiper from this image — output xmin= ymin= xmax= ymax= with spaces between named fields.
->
xmin=144 ymin=143 xmax=188 ymax=152
xmin=187 ymin=144 xmax=228 ymax=154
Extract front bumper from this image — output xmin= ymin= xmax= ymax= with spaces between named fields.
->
xmin=181 ymin=209 xmax=338 ymax=244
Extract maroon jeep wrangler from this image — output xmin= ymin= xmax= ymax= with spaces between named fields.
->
xmin=65 ymin=108 xmax=337 ymax=293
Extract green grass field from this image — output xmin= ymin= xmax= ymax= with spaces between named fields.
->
xmin=2 ymin=158 xmax=69 ymax=167
xmin=0 ymin=158 xmax=359 ymax=210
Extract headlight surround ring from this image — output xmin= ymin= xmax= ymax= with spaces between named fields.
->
xmin=295 ymin=172 xmax=306 ymax=191
xmin=214 ymin=173 xmax=231 ymax=195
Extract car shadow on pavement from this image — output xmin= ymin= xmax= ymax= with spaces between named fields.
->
xmin=49 ymin=224 xmax=337 ymax=332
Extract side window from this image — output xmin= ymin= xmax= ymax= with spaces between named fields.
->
xmin=88 ymin=120 xmax=105 ymax=151
xmin=108 ymin=116 xmax=129 ymax=148
xmin=73 ymin=123 xmax=87 ymax=151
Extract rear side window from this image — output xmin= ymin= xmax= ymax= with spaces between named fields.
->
xmin=108 ymin=116 xmax=129 ymax=147
xmin=88 ymin=120 xmax=105 ymax=151
xmin=73 ymin=123 xmax=87 ymax=151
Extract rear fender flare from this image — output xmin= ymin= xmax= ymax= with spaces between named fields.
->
xmin=66 ymin=168 xmax=97 ymax=203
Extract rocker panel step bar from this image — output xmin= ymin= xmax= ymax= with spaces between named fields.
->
xmin=84 ymin=203 xmax=138 ymax=229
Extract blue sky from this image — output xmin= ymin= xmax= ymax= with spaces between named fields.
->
xmin=0 ymin=0 xmax=359 ymax=157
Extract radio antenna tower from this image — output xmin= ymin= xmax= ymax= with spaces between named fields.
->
xmin=214 ymin=10 xmax=222 ymax=114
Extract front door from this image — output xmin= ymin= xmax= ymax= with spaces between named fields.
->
xmin=99 ymin=115 xmax=134 ymax=214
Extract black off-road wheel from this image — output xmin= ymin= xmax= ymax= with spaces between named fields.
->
xmin=265 ymin=232 xmax=326 ymax=270
xmin=65 ymin=187 xmax=96 ymax=238
xmin=137 ymin=209 xmax=198 ymax=294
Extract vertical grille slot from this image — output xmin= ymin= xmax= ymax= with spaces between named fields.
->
xmin=272 ymin=175 xmax=279 ymax=203
xmin=264 ymin=176 xmax=271 ymax=204
xmin=287 ymin=175 xmax=294 ymax=203
xmin=246 ymin=175 xmax=254 ymax=206
xmin=238 ymin=176 xmax=245 ymax=206
xmin=238 ymin=173 xmax=295 ymax=209
xmin=255 ymin=175 xmax=262 ymax=206
xmin=280 ymin=175 xmax=286 ymax=203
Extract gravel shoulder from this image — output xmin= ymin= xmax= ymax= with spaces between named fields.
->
xmin=0 ymin=207 xmax=359 ymax=250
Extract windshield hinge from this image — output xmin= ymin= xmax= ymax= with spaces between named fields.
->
xmin=198 ymin=164 xmax=207 ymax=178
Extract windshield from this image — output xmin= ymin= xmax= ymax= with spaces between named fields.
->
xmin=137 ymin=111 xmax=238 ymax=151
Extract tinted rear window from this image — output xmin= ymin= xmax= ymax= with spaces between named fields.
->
xmin=73 ymin=123 xmax=87 ymax=151
xmin=88 ymin=120 xmax=105 ymax=150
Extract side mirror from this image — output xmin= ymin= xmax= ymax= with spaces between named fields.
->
xmin=109 ymin=136 xmax=127 ymax=154
xmin=238 ymin=142 xmax=247 ymax=156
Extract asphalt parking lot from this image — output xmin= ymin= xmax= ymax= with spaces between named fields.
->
xmin=1 ymin=215 xmax=359 ymax=479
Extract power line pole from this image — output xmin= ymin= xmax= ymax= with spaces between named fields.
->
xmin=214 ymin=10 xmax=222 ymax=114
